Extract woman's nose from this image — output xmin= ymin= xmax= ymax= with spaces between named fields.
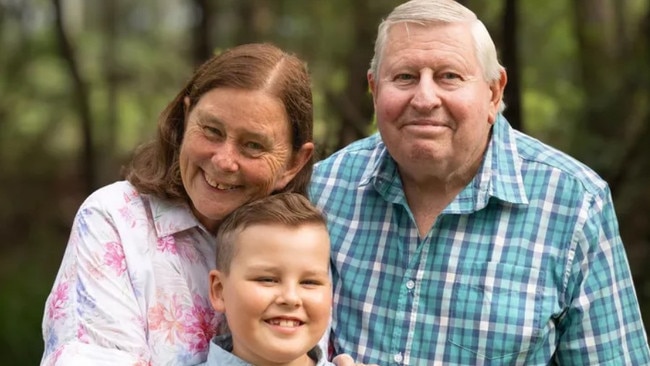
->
xmin=212 ymin=142 xmax=239 ymax=172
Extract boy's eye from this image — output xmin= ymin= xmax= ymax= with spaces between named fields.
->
xmin=301 ymin=279 xmax=323 ymax=286
xmin=255 ymin=277 xmax=276 ymax=283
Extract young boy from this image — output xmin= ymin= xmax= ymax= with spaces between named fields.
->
xmin=200 ymin=193 xmax=334 ymax=366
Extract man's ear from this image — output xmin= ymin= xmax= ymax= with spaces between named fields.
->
xmin=274 ymin=142 xmax=315 ymax=191
xmin=488 ymin=68 xmax=508 ymax=124
xmin=209 ymin=269 xmax=227 ymax=313
xmin=368 ymin=70 xmax=378 ymax=108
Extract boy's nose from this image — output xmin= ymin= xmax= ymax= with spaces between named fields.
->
xmin=276 ymin=285 xmax=301 ymax=307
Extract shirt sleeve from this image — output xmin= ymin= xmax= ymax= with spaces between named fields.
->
xmin=41 ymin=198 xmax=150 ymax=365
xmin=555 ymin=187 xmax=650 ymax=365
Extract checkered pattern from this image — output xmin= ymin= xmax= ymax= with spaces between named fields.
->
xmin=310 ymin=115 xmax=650 ymax=365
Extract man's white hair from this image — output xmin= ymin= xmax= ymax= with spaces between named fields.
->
xmin=369 ymin=0 xmax=505 ymax=112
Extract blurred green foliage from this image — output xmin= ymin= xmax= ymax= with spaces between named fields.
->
xmin=1 ymin=0 xmax=649 ymax=363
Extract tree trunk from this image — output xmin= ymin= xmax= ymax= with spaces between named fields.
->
xmin=52 ymin=0 xmax=95 ymax=195
xmin=192 ymin=0 xmax=213 ymax=66
xmin=572 ymin=0 xmax=631 ymax=186
xmin=103 ymin=0 xmax=118 ymax=179
xmin=501 ymin=0 xmax=522 ymax=131
xmin=328 ymin=0 xmax=378 ymax=152
xmin=235 ymin=0 xmax=272 ymax=45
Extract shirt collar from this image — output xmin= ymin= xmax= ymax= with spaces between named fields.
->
xmin=147 ymin=194 xmax=204 ymax=238
xmin=359 ymin=137 xmax=408 ymax=206
xmin=206 ymin=334 xmax=325 ymax=365
xmin=368 ymin=114 xmax=529 ymax=212
xmin=477 ymin=114 xmax=529 ymax=206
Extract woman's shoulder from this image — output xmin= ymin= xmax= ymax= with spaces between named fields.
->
xmin=87 ymin=180 xmax=138 ymax=199
xmin=71 ymin=181 xmax=156 ymax=228
xmin=80 ymin=180 xmax=147 ymax=210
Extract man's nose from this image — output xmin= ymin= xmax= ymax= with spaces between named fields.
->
xmin=410 ymin=75 xmax=441 ymax=112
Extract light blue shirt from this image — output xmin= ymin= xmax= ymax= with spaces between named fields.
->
xmin=310 ymin=115 xmax=650 ymax=365
xmin=198 ymin=334 xmax=334 ymax=366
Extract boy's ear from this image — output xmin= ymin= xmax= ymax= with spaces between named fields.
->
xmin=209 ymin=269 xmax=227 ymax=313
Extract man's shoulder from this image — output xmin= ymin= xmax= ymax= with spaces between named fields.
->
xmin=513 ymin=130 xmax=609 ymax=194
xmin=311 ymin=134 xmax=384 ymax=198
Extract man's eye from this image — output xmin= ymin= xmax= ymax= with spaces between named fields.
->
xmin=440 ymin=72 xmax=460 ymax=80
xmin=395 ymin=73 xmax=416 ymax=81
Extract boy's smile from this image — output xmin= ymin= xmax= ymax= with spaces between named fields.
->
xmin=210 ymin=222 xmax=332 ymax=365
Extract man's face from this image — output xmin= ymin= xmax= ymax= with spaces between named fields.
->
xmin=369 ymin=22 xmax=505 ymax=185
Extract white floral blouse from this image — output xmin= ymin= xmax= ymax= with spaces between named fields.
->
xmin=41 ymin=181 xmax=222 ymax=365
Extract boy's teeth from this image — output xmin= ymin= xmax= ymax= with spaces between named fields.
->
xmin=269 ymin=319 xmax=300 ymax=327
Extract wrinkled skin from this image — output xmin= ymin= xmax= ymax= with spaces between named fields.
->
xmin=179 ymin=88 xmax=313 ymax=233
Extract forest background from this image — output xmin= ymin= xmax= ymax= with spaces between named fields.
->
xmin=1 ymin=0 xmax=649 ymax=363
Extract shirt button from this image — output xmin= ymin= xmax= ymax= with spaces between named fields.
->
xmin=394 ymin=352 xmax=403 ymax=363
xmin=406 ymin=280 xmax=415 ymax=289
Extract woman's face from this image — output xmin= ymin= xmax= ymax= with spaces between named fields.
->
xmin=179 ymin=87 xmax=312 ymax=232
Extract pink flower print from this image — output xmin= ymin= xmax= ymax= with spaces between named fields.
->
xmin=48 ymin=282 xmax=70 ymax=321
xmin=174 ymin=237 xmax=199 ymax=263
xmin=104 ymin=241 xmax=126 ymax=276
xmin=48 ymin=347 xmax=64 ymax=366
xmin=184 ymin=295 xmax=218 ymax=352
xmin=122 ymin=189 xmax=139 ymax=204
xmin=148 ymin=294 xmax=186 ymax=345
xmin=157 ymin=235 xmax=177 ymax=254
xmin=77 ymin=324 xmax=90 ymax=343
xmin=118 ymin=206 xmax=137 ymax=228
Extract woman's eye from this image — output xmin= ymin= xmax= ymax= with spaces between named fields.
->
xmin=245 ymin=141 xmax=264 ymax=151
xmin=203 ymin=125 xmax=222 ymax=137
xmin=241 ymin=141 xmax=266 ymax=158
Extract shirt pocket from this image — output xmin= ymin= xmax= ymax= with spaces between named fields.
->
xmin=447 ymin=262 xmax=544 ymax=361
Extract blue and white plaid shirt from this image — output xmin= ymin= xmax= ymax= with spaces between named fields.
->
xmin=310 ymin=115 xmax=650 ymax=365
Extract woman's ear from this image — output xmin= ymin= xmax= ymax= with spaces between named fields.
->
xmin=274 ymin=142 xmax=314 ymax=191
xmin=209 ymin=269 xmax=227 ymax=313
xmin=183 ymin=96 xmax=191 ymax=123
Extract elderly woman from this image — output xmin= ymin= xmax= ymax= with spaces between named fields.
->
xmin=41 ymin=43 xmax=315 ymax=365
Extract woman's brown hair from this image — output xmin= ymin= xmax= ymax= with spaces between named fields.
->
xmin=123 ymin=43 xmax=314 ymax=200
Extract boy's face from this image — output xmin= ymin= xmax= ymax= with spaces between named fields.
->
xmin=209 ymin=222 xmax=332 ymax=365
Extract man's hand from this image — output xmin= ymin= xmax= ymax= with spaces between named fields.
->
xmin=332 ymin=354 xmax=379 ymax=366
